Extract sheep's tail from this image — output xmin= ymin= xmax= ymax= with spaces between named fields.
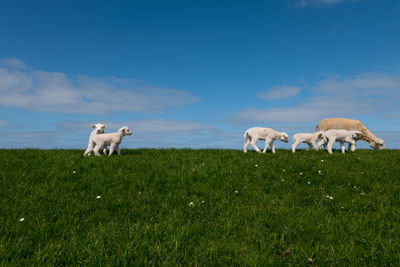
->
xmin=243 ymin=130 xmax=249 ymax=140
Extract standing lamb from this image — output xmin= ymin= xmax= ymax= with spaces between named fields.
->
xmin=83 ymin=123 xmax=107 ymax=156
xmin=91 ymin=126 xmax=132 ymax=156
xmin=323 ymin=129 xmax=361 ymax=154
xmin=243 ymin=127 xmax=288 ymax=153
xmin=315 ymin=118 xmax=385 ymax=150
xmin=292 ymin=131 xmax=326 ymax=153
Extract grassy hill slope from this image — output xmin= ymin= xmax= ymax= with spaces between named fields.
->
xmin=1 ymin=149 xmax=400 ymax=265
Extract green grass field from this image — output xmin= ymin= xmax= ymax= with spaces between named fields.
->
xmin=1 ymin=149 xmax=400 ymax=265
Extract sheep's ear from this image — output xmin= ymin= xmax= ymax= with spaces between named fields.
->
xmin=91 ymin=125 xmax=96 ymax=128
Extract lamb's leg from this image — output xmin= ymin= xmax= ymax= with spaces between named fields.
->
xmin=340 ymin=141 xmax=345 ymax=154
xmin=250 ymin=138 xmax=261 ymax=153
xmin=350 ymin=141 xmax=356 ymax=152
xmin=108 ymin=144 xmax=116 ymax=156
xmin=84 ymin=141 xmax=95 ymax=156
xmin=93 ymin=144 xmax=102 ymax=156
xmin=243 ymin=137 xmax=251 ymax=153
xmin=116 ymin=146 xmax=121 ymax=155
xmin=327 ymin=139 xmax=335 ymax=154
xmin=292 ymin=141 xmax=300 ymax=153
xmin=311 ymin=141 xmax=318 ymax=151
xmin=84 ymin=146 xmax=92 ymax=156
xmin=263 ymin=139 xmax=271 ymax=153
xmin=271 ymin=141 xmax=276 ymax=154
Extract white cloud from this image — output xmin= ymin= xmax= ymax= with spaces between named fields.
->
xmin=257 ymin=86 xmax=300 ymax=100
xmin=0 ymin=58 xmax=29 ymax=70
xmin=233 ymin=72 xmax=400 ymax=125
xmin=290 ymin=0 xmax=360 ymax=7
xmin=0 ymin=59 xmax=199 ymax=115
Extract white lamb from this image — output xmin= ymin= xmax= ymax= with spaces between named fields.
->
xmin=322 ymin=129 xmax=361 ymax=154
xmin=243 ymin=127 xmax=288 ymax=153
xmin=91 ymin=126 xmax=132 ymax=156
xmin=292 ymin=131 xmax=326 ymax=153
xmin=83 ymin=123 xmax=107 ymax=156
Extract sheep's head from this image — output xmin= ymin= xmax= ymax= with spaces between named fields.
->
xmin=371 ymin=138 xmax=385 ymax=150
xmin=316 ymin=131 xmax=326 ymax=142
xmin=119 ymin=126 xmax=132 ymax=136
xmin=352 ymin=131 xmax=362 ymax=140
xmin=281 ymin=132 xmax=289 ymax=143
xmin=92 ymin=123 xmax=106 ymax=134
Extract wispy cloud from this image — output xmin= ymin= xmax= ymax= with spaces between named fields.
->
xmin=0 ymin=58 xmax=29 ymax=70
xmin=0 ymin=119 xmax=12 ymax=127
xmin=257 ymin=86 xmax=300 ymax=100
xmin=0 ymin=59 xmax=199 ymax=115
xmin=289 ymin=0 xmax=360 ymax=8
xmin=233 ymin=72 xmax=400 ymax=125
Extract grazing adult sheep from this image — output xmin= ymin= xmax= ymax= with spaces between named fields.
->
xmin=322 ymin=129 xmax=361 ymax=154
xmin=243 ymin=127 xmax=288 ymax=153
xmin=315 ymin=118 xmax=385 ymax=150
xmin=292 ymin=132 xmax=326 ymax=153
xmin=83 ymin=123 xmax=107 ymax=156
xmin=91 ymin=126 xmax=132 ymax=156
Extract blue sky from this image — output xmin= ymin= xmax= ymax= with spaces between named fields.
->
xmin=1 ymin=0 xmax=399 ymax=149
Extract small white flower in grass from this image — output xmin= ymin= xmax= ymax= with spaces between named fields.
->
xmin=361 ymin=192 xmax=365 ymax=195
xmin=189 ymin=202 xmax=194 ymax=206
xmin=318 ymin=170 xmax=322 ymax=175
xmin=307 ymin=181 xmax=311 ymax=184
xmin=72 ymin=171 xmax=76 ymax=174
xmin=96 ymin=196 xmax=101 ymax=199
xmin=19 ymin=218 xmax=25 ymax=222
xmin=353 ymin=186 xmax=357 ymax=189
xmin=138 ymin=192 xmax=142 ymax=195
xmin=281 ymin=179 xmax=285 ymax=182
xmin=255 ymin=164 xmax=258 ymax=167
xmin=234 ymin=191 xmax=239 ymax=194
xmin=358 ymin=157 xmax=361 ymax=160
xmin=321 ymin=160 xmax=324 ymax=162
xmin=326 ymin=195 xmax=334 ymax=200
xmin=282 ymin=169 xmax=286 ymax=172
xmin=201 ymin=200 xmax=205 ymax=203
xmin=308 ymin=258 xmax=314 ymax=263
xmin=299 ymin=172 xmax=303 ymax=175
